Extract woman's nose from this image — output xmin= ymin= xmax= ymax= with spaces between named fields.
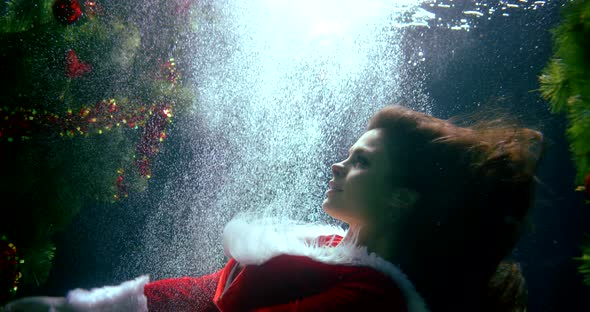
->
xmin=331 ymin=162 xmax=345 ymax=177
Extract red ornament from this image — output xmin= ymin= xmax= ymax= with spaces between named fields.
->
xmin=65 ymin=49 xmax=92 ymax=78
xmin=53 ymin=0 xmax=83 ymax=25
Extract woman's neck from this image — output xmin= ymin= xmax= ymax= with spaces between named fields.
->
xmin=344 ymin=222 xmax=399 ymax=263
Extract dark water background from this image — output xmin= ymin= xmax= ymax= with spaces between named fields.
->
xmin=28 ymin=0 xmax=590 ymax=311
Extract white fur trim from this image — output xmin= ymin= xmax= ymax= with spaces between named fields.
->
xmin=223 ymin=217 xmax=346 ymax=265
xmin=66 ymin=275 xmax=149 ymax=312
xmin=223 ymin=217 xmax=430 ymax=312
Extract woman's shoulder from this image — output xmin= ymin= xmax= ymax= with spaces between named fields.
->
xmin=221 ymin=217 xmax=429 ymax=311
xmin=220 ymin=253 xmax=410 ymax=312
xmin=249 ymin=247 xmax=429 ymax=312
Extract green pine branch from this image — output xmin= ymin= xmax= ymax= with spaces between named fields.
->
xmin=539 ymin=0 xmax=590 ymax=186
xmin=0 ymin=0 xmax=55 ymax=33
xmin=576 ymin=236 xmax=590 ymax=286
xmin=0 ymin=0 xmax=198 ymax=300
xmin=540 ymin=0 xmax=590 ymax=287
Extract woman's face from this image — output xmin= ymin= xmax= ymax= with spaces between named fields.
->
xmin=322 ymin=128 xmax=395 ymax=226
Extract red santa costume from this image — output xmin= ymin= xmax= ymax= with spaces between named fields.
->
xmin=63 ymin=217 xmax=429 ymax=312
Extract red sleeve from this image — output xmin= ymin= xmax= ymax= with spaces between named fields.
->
xmin=253 ymin=275 xmax=407 ymax=312
xmin=144 ymin=269 xmax=223 ymax=312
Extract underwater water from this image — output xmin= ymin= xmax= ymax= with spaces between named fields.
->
xmin=10 ymin=0 xmax=589 ymax=310
xmin=119 ymin=0 xmax=436 ymax=279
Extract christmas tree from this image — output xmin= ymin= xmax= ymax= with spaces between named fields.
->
xmin=538 ymin=0 xmax=590 ymax=287
xmin=0 ymin=0 xmax=195 ymax=303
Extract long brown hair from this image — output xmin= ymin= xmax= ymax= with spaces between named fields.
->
xmin=366 ymin=105 xmax=543 ymax=310
xmin=487 ymin=260 xmax=528 ymax=311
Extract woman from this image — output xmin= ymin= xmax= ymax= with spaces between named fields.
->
xmin=2 ymin=105 xmax=543 ymax=311
xmin=486 ymin=261 xmax=528 ymax=312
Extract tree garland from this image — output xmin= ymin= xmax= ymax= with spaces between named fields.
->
xmin=0 ymin=236 xmax=22 ymax=303
xmin=0 ymin=0 xmax=195 ymax=302
xmin=0 ymin=98 xmax=172 ymax=199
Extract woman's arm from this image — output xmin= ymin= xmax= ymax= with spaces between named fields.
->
xmin=2 ymin=296 xmax=71 ymax=312
xmin=1 ymin=275 xmax=149 ymax=312
xmin=144 ymin=270 xmax=222 ymax=312
xmin=1 ymin=269 xmax=224 ymax=312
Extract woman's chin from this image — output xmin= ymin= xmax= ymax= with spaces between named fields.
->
xmin=321 ymin=198 xmax=333 ymax=210
xmin=321 ymin=201 xmax=340 ymax=219
xmin=322 ymin=207 xmax=353 ymax=225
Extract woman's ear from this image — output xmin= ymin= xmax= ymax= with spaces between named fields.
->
xmin=390 ymin=187 xmax=420 ymax=209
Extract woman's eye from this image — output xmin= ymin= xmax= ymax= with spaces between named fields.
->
xmin=355 ymin=156 xmax=368 ymax=166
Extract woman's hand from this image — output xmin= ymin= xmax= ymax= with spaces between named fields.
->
xmin=1 ymin=296 xmax=71 ymax=312
xmin=1 ymin=275 xmax=150 ymax=312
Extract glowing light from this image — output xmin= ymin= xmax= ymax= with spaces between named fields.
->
xmin=144 ymin=0 xmax=433 ymax=276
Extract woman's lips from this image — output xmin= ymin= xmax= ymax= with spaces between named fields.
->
xmin=326 ymin=189 xmax=343 ymax=195
xmin=328 ymin=181 xmax=344 ymax=191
